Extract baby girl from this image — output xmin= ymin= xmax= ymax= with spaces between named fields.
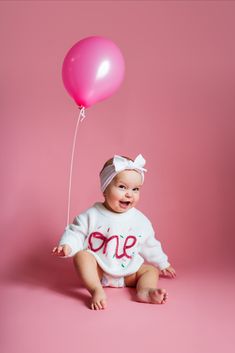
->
xmin=52 ymin=154 xmax=176 ymax=310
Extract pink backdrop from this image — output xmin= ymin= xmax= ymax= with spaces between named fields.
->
xmin=2 ymin=0 xmax=234 ymax=272
xmin=1 ymin=2 xmax=235 ymax=352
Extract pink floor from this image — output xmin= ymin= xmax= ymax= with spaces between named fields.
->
xmin=1 ymin=255 xmax=234 ymax=353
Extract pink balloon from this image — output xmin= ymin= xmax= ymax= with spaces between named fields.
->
xmin=62 ymin=36 xmax=125 ymax=108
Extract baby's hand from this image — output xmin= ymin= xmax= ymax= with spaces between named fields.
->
xmin=160 ymin=265 xmax=176 ymax=278
xmin=52 ymin=244 xmax=72 ymax=257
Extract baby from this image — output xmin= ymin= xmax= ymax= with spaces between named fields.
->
xmin=52 ymin=154 xmax=176 ymax=310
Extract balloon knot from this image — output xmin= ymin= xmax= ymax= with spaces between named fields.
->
xmin=78 ymin=106 xmax=86 ymax=122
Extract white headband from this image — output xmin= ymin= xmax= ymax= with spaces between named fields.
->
xmin=100 ymin=154 xmax=147 ymax=193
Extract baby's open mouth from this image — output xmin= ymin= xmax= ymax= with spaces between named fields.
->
xmin=119 ymin=201 xmax=131 ymax=207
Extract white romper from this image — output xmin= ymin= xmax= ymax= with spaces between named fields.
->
xmin=59 ymin=202 xmax=170 ymax=287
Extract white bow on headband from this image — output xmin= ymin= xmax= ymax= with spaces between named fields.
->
xmin=113 ymin=154 xmax=147 ymax=173
xmin=100 ymin=154 xmax=147 ymax=193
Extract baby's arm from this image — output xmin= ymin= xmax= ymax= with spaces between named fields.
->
xmin=53 ymin=214 xmax=87 ymax=257
xmin=139 ymin=221 xmax=176 ymax=278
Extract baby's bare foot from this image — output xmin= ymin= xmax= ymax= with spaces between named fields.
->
xmin=91 ymin=287 xmax=107 ymax=310
xmin=137 ymin=288 xmax=168 ymax=304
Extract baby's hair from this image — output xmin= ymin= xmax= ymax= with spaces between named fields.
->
xmin=100 ymin=156 xmax=134 ymax=175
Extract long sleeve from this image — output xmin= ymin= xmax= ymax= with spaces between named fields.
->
xmin=139 ymin=223 xmax=170 ymax=270
xmin=59 ymin=215 xmax=88 ymax=257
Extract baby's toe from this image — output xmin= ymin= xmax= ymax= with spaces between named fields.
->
xmin=100 ymin=299 xmax=107 ymax=309
xmin=95 ymin=302 xmax=102 ymax=310
xmin=94 ymin=303 xmax=100 ymax=310
xmin=150 ymin=288 xmax=167 ymax=304
xmin=91 ymin=301 xmax=99 ymax=310
xmin=162 ymin=292 xmax=168 ymax=303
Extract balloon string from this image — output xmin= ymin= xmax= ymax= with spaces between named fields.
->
xmin=66 ymin=107 xmax=86 ymax=226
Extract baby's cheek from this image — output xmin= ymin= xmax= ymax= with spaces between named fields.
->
xmin=133 ymin=198 xmax=140 ymax=206
xmin=112 ymin=189 xmax=122 ymax=198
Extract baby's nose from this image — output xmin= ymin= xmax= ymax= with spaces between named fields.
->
xmin=125 ymin=189 xmax=133 ymax=197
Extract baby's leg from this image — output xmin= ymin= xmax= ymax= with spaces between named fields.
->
xmin=125 ymin=264 xmax=168 ymax=304
xmin=73 ymin=251 xmax=106 ymax=310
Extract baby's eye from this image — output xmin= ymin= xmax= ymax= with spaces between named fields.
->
xmin=118 ymin=185 xmax=126 ymax=189
xmin=133 ymin=188 xmax=140 ymax=192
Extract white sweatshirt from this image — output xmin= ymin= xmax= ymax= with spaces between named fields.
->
xmin=59 ymin=202 xmax=170 ymax=277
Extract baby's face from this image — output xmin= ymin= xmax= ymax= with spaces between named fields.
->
xmin=103 ymin=170 xmax=142 ymax=213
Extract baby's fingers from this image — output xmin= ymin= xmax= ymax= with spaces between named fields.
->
xmin=169 ymin=270 xmax=176 ymax=278
xmin=52 ymin=247 xmax=60 ymax=254
xmin=52 ymin=246 xmax=63 ymax=255
xmin=161 ymin=269 xmax=168 ymax=277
